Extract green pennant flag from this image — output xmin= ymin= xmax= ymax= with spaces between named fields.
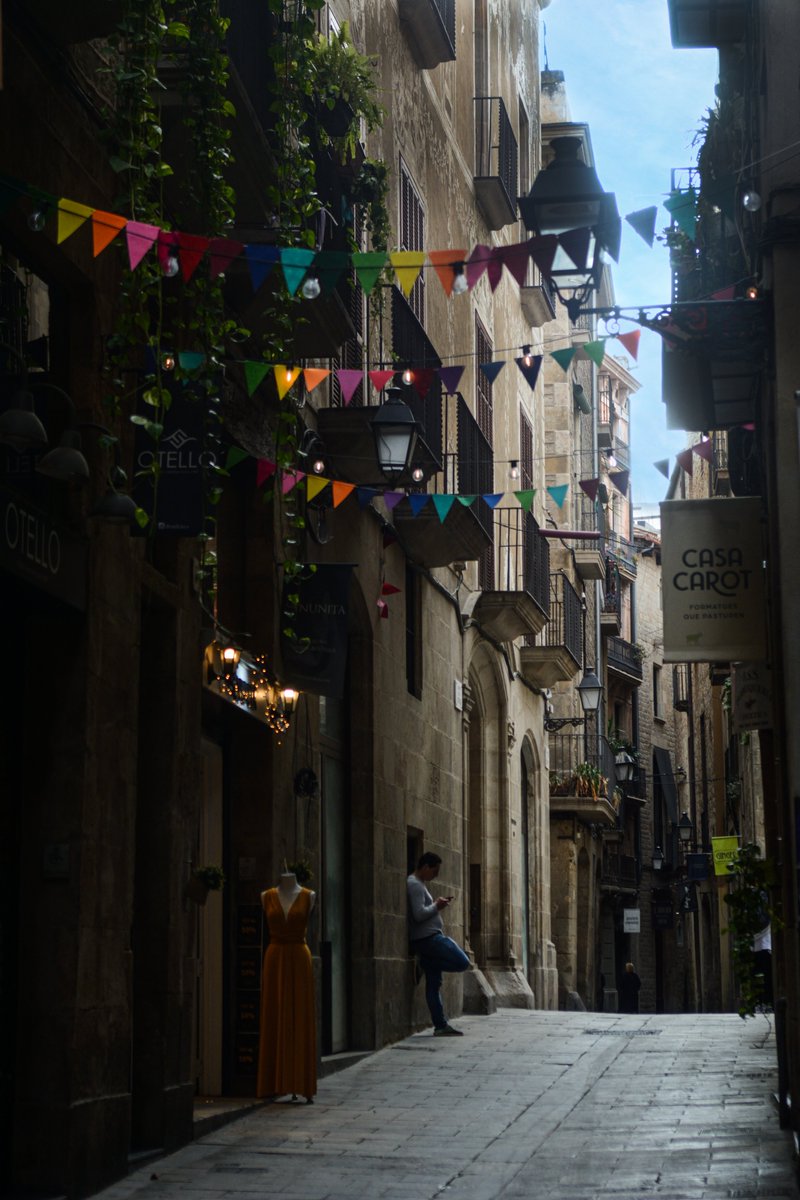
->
xmin=547 ymin=484 xmax=569 ymax=509
xmin=432 ymin=494 xmax=456 ymax=522
xmin=664 ymin=188 xmax=698 ymax=241
xmin=624 ymin=205 xmax=658 ymax=248
xmin=514 ymin=488 xmax=536 ymax=512
xmin=281 ymin=247 xmax=315 ymax=296
xmin=352 ymin=251 xmax=388 ymax=295
xmin=178 ymin=351 xmax=205 ymax=371
xmin=582 ymin=339 xmax=607 ymax=367
xmin=244 ymin=360 xmax=270 ymax=397
xmin=224 ymin=446 xmax=249 ymax=471
xmin=456 ymin=495 xmax=477 ymax=506
xmin=550 ymin=347 xmax=577 ymax=373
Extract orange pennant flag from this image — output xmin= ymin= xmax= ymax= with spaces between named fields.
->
xmin=57 ymin=198 xmax=94 ymax=245
xmin=389 ymin=251 xmax=425 ymax=297
xmin=303 ymin=368 xmax=330 ymax=392
xmin=306 ymin=475 xmax=329 ymax=503
xmin=616 ymin=330 xmax=641 ymax=360
xmin=92 ymin=210 xmax=127 ymax=257
xmin=274 ymin=365 xmax=301 ymax=401
xmin=331 ymin=481 xmax=355 ymax=508
xmin=428 ymin=249 xmax=466 ymax=297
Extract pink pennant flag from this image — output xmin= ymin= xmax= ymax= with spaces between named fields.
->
xmin=616 ymin=330 xmax=641 ymax=360
xmin=336 ymin=369 xmax=363 ymax=405
xmin=368 ymin=370 xmax=395 ymax=392
xmin=693 ymin=438 xmax=713 ymax=462
xmin=281 ymin=469 xmax=305 ymax=495
xmin=741 ymin=422 xmax=755 ymax=431
xmin=256 ymin=460 xmax=276 ymax=487
xmin=712 ymin=285 xmax=736 ymax=300
xmin=125 ymin=221 xmax=160 ymax=270
xmin=579 ymin=478 xmax=600 ymax=503
xmin=208 ymin=236 xmax=244 ymax=280
xmin=676 ymin=448 xmax=694 ymax=476
xmin=466 ymin=244 xmax=491 ymax=290
xmin=487 ymin=247 xmax=504 ymax=291
xmin=176 ymin=232 xmax=210 ymax=282
xmin=377 ymin=599 xmax=389 ymax=619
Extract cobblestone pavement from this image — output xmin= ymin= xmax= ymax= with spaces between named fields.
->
xmin=98 ymin=1010 xmax=798 ymax=1200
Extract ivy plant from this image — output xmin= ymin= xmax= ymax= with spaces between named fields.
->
xmin=723 ymin=842 xmax=780 ymax=1018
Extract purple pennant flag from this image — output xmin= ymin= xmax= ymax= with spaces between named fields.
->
xmin=245 ymin=244 xmax=279 ymax=292
xmin=487 ymin=247 xmax=504 ymax=291
xmin=356 ymin=487 xmax=378 ymax=508
xmin=654 ymin=459 xmax=670 ymax=479
xmin=336 ymin=369 xmax=363 ymax=405
xmin=559 ymin=228 xmax=592 ymax=272
xmin=408 ymin=494 xmax=430 ymax=516
xmin=579 ymin=478 xmax=600 ymax=503
xmin=439 ymin=365 xmax=465 ymax=394
xmin=693 ymin=438 xmax=713 ymax=463
xmin=515 ymin=356 xmax=542 ymax=391
xmin=482 ymin=493 xmax=503 ymax=509
xmin=432 ymin=494 xmax=456 ymax=522
xmin=466 ymin=244 xmax=490 ymax=290
xmin=676 ymin=448 xmax=694 ymax=476
xmin=609 ymin=469 xmax=630 ymax=496
xmin=499 ymin=241 xmax=531 ymax=287
xmin=479 ymin=361 xmax=504 ymax=386
xmin=383 ymin=491 xmax=405 ymax=511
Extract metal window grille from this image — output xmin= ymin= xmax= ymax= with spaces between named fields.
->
xmin=473 ymin=96 xmax=518 ymax=212
xmin=400 ymin=159 xmax=425 ymax=326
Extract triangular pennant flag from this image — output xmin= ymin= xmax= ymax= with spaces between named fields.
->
xmin=711 ymin=285 xmax=736 ymax=300
xmin=529 ymin=234 xmax=558 ymax=280
xmin=428 ymin=249 xmax=466 ymax=297
xmin=244 ymin=360 xmax=270 ymax=397
xmin=303 ymin=367 xmax=330 ymax=392
xmin=336 ymin=369 xmax=363 ymax=405
xmin=176 ymin=232 xmax=210 ymax=282
xmin=624 ymin=206 xmax=658 ymax=248
xmin=408 ymin=494 xmax=430 ymax=516
xmin=383 ymin=491 xmax=405 ymax=511
xmin=281 ymin=469 xmax=304 ymax=495
xmin=482 ymin=493 xmax=503 ymax=509
xmin=330 ymin=481 xmax=354 ymax=508
xmin=609 ymin=469 xmax=630 ymax=496
xmin=466 ymin=243 xmax=491 ymax=290
xmin=389 ymin=251 xmax=425 ymax=296
xmin=256 ymin=459 xmax=276 ymax=487
xmin=616 ymin=330 xmax=641 ymax=360
xmin=91 ymin=210 xmax=127 ymax=256
xmin=579 ymin=478 xmax=600 ymax=503
xmin=654 ymin=459 xmax=670 ymax=479
xmin=514 ymin=489 xmax=536 ymax=512
xmin=664 ymin=188 xmax=698 ymax=241
xmin=157 ymin=229 xmax=179 ymax=274
xmin=741 ymin=422 xmax=755 ymax=431
xmin=208 ymin=236 xmax=244 ymax=280
xmin=498 ymin=241 xmax=531 ymax=287
xmin=245 ymin=244 xmax=279 ymax=292
xmin=411 ymin=368 xmax=435 ymax=398
xmin=281 ymin=247 xmax=315 ymax=296
xmin=357 ymin=487 xmax=378 ymax=508
xmin=550 ymin=347 xmax=577 ymax=372
xmin=315 ymin=249 xmax=349 ymax=295
xmin=693 ymin=438 xmax=713 ymax=463
xmin=306 ymin=475 xmax=329 ymax=504
xmin=368 ymin=370 xmax=395 ymax=392
xmin=676 ymin=448 xmax=694 ymax=476
xmin=275 ymin=365 xmax=302 ymax=401
xmin=439 ymin=366 xmax=465 ymax=394
xmin=381 ymin=582 xmax=401 ymax=595
xmin=178 ymin=351 xmax=205 ymax=371
xmin=377 ymin=599 xmax=389 ymax=619
xmin=515 ymin=356 xmax=542 ymax=391
xmin=352 ymin=251 xmax=387 ymax=294
xmin=582 ymin=339 xmax=607 ymax=368
xmin=547 ymin=484 xmax=569 ymax=509
xmin=125 ymin=221 xmax=160 ymax=270
xmin=224 ymin=446 xmax=250 ymax=471
xmin=479 ymin=361 xmax=504 ymax=386
xmin=559 ymin=227 xmax=592 ymax=272
xmin=456 ymin=495 xmax=476 ymax=506
xmin=487 ymin=246 xmax=504 ymax=291
xmin=57 ymin=198 xmax=94 ymax=245
xmin=432 ymin=494 xmax=456 ymax=522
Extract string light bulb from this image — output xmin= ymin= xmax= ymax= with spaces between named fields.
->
xmin=312 ymin=456 xmax=326 ymax=474
xmin=162 ymin=353 xmax=176 ymax=371
xmin=743 ymin=190 xmax=762 ymax=213
xmin=163 ymin=254 xmax=180 ymax=278
xmin=28 ymin=208 xmax=47 ymax=232
xmin=745 ymin=283 xmax=759 ymax=300
xmin=301 ymin=274 xmax=321 ymax=300
xmin=452 ymin=264 xmax=469 ymax=295
xmin=412 ymin=465 xmax=424 ymax=483
xmin=509 ymin=460 xmax=519 ymax=480
xmin=402 ymin=368 xmax=413 ymax=385
xmin=521 ymin=345 xmax=532 ymax=368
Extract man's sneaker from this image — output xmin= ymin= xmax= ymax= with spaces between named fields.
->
xmin=434 ymin=1024 xmax=464 ymax=1037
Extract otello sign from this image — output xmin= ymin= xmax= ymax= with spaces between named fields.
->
xmin=660 ymin=497 xmax=766 ymax=662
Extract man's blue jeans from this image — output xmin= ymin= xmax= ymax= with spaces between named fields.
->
xmin=412 ymin=934 xmax=470 ymax=1029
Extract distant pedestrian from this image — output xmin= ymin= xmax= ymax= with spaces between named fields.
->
xmin=407 ymin=852 xmax=470 ymax=1036
xmin=619 ymin=961 xmax=642 ymax=1013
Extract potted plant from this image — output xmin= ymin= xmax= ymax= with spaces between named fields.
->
xmin=308 ymin=23 xmax=385 ymax=156
xmin=185 ymin=864 xmax=226 ymax=905
xmin=550 ymin=763 xmax=609 ymax=800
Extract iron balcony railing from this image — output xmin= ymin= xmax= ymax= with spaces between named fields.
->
xmin=474 ymin=96 xmax=518 ymax=213
xmin=601 ymin=850 xmax=638 ymax=890
xmin=601 ymin=587 xmax=621 ymax=619
xmin=533 ymin=571 xmax=582 ymax=661
xmin=607 ymin=636 xmax=643 ymax=681
xmin=606 ymin=531 xmax=637 ymax=576
xmin=548 ymin=731 xmax=605 ymax=787
xmin=486 ymin=508 xmax=550 ymax=615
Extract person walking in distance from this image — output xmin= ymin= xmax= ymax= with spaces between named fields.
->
xmin=407 ymin=852 xmax=470 ymax=1036
xmin=619 ymin=961 xmax=642 ymax=1013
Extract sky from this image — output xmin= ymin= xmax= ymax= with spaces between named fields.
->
xmin=540 ymin=0 xmax=719 ymax=513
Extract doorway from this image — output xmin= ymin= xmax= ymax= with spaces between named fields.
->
xmin=320 ymin=696 xmax=350 ymax=1055
xmin=193 ymin=738 xmax=224 ymax=1095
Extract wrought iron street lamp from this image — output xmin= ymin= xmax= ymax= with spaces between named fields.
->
xmin=370 ymin=384 xmax=420 ymax=481
xmin=652 ymin=845 xmax=665 ymax=872
xmin=544 ymin=667 xmax=603 ymax=732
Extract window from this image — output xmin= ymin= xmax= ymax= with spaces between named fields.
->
xmin=474 ymin=313 xmax=493 ymax=446
xmin=653 ymin=663 xmax=663 ymax=718
xmin=520 ymin=411 xmax=533 ymax=489
xmin=399 ymin=159 xmax=425 ymax=326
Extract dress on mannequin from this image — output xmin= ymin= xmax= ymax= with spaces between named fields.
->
xmin=256 ymin=874 xmax=317 ymax=1101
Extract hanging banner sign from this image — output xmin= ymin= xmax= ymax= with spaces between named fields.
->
xmin=711 ymin=835 xmax=740 ymax=876
xmin=732 ymin=661 xmax=773 ymax=731
xmin=133 ymin=380 xmax=210 ymax=536
xmin=280 ymin=563 xmax=354 ymax=699
xmin=623 ymin=908 xmax=641 ymax=933
xmin=660 ymin=498 xmax=766 ymax=662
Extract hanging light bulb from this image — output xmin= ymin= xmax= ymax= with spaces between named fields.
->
xmin=301 ymin=274 xmax=321 ymax=300
xmin=163 ymin=253 xmax=180 ymax=278
xmin=312 ymin=456 xmax=326 ymax=474
xmin=402 ymin=368 xmax=413 ymax=385
xmin=745 ymin=283 xmax=759 ymax=300
xmin=452 ymin=264 xmax=469 ymax=295
xmin=412 ymin=465 xmax=424 ymax=483
xmin=509 ymin=460 xmax=519 ymax=480
xmin=521 ymin=345 xmax=532 ymax=368
xmin=162 ymin=353 xmax=176 ymax=371
xmin=743 ymin=190 xmax=762 ymax=213
xmin=28 ymin=208 xmax=47 ymax=232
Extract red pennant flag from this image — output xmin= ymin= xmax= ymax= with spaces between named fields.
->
xmin=412 ymin=368 xmax=436 ymax=398
xmin=176 ymin=232 xmax=210 ymax=282
xmin=693 ymin=438 xmax=713 ymax=462
xmin=208 ymin=236 xmax=244 ymax=280
xmin=368 ymin=370 xmax=395 ymax=392
xmin=676 ymin=448 xmax=694 ymax=476
xmin=712 ymin=285 xmax=736 ymax=301
xmin=377 ymin=599 xmax=389 ymax=619
xmin=616 ymin=330 xmax=641 ymax=360
xmin=579 ymin=478 xmax=600 ymax=503
xmin=381 ymin=583 xmax=401 ymax=595
xmin=498 ymin=241 xmax=531 ymax=287
xmin=256 ymin=460 xmax=276 ymax=487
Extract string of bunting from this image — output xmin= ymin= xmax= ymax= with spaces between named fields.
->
xmin=651 ymin=425 xmax=754 ymax=479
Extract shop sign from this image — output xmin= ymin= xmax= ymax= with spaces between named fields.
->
xmin=623 ymin=908 xmax=640 ymax=933
xmin=711 ymin=835 xmax=740 ymax=876
xmin=732 ymin=661 xmax=773 ymax=731
xmin=0 ymin=486 xmax=87 ymax=609
xmin=652 ymin=896 xmax=674 ymax=930
xmin=686 ymin=852 xmax=709 ymax=881
xmin=281 ymin=563 xmax=354 ymax=698
xmin=660 ymin=497 xmax=766 ymax=662
xmin=132 ymin=380 xmax=210 ymax=535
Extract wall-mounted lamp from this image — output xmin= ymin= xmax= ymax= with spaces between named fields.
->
xmin=370 ymin=384 xmax=420 ymax=481
xmin=544 ymin=667 xmax=603 ymax=731
xmin=614 ymin=751 xmax=636 ymax=784
xmin=677 ymin=810 xmax=694 ymax=844
xmin=652 ymin=845 xmax=665 ymax=871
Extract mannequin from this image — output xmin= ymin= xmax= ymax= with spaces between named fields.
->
xmin=256 ymin=871 xmax=317 ymax=1103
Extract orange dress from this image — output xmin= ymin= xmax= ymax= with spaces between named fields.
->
xmin=256 ymin=887 xmax=317 ymax=1100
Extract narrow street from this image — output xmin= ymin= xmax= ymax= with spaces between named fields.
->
xmin=98 ymin=1011 xmax=796 ymax=1200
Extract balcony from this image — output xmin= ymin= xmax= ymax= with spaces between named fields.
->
xmin=548 ymin=733 xmax=618 ymax=828
xmin=520 ymin=280 xmax=557 ymax=328
xmin=600 ymin=587 xmax=620 ymax=636
xmin=574 ymin=497 xmax=605 ymax=581
xmin=472 ymin=509 xmax=550 ymax=641
xmin=607 ymin=636 xmax=643 ymax=685
xmin=399 ymin=0 xmax=456 ymax=69
xmin=600 ymin=850 xmax=638 ymax=894
xmin=667 ymin=0 xmax=749 ymax=48
xmin=520 ymin=572 xmax=582 ymax=687
xmin=474 ymin=97 xmax=518 ymax=230
xmin=606 ymin=531 xmax=637 ymax=581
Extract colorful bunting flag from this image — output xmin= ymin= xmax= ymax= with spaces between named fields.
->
xmin=482 ymin=493 xmax=503 ymax=509
xmin=625 ymin=206 xmax=658 ymax=248
xmin=408 ymin=494 xmax=430 ymax=516
xmin=208 ymin=236 xmax=244 ymax=280
xmin=383 ymin=491 xmax=405 ymax=511
xmin=579 ymin=479 xmax=600 ymax=503
xmin=335 ymin=369 xmax=363 ymax=405
xmin=529 ymin=234 xmax=558 ymax=279
xmin=331 ymin=481 xmax=355 ymax=508
xmin=693 ymin=438 xmax=713 ymax=462
xmin=224 ymin=446 xmax=250 ymax=471
xmin=582 ymin=339 xmax=607 ymax=368
xmin=609 ymin=469 xmax=630 ymax=496
xmin=281 ymin=247 xmax=315 ymax=296
xmin=547 ymin=484 xmax=569 ymax=508
xmin=245 ymin=244 xmax=279 ymax=292
xmin=125 ymin=221 xmax=160 ymax=270
xmin=357 ymin=487 xmax=378 ymax=508
xmin=616 ymin=330 xmax=641 ymax=360
xmin=664 ymin=188 xmax=698 ymax=241
xmin=377 ymin=599 xmax=389 ymax=619
xmin=486 ymin=247 xmax=504 ymax=292
xmin=92 ymin=210 xmax=127 ymax=257
xmin=176 ymin=232 xmax=210 ymax=282
xmin=178 ymin=351 xmax=205 ymax=371
xmin=281 ymin=469 xmax=304 ymax=495
xmin=352 ymin=251 xmax=387 ymax=294
xmin=315 ymin=249 xmax=349 ymax=294
xmin=389 ymin=250 xmax=425 ymax=296
xmin=306 ymin=475 xmax=329 ymax=503
xmin=411 ymin=368 xmax=435 ymax=398
xmin=466 ymin=243 xmax=490 ymax=290
xmin=676 ymin=448 xmax=694 ymax=475
xmin=515 ymin=356 xmax=543 ymax=391
xmin=654 ymin=459 xmax=670 ymax=478
xmin=57 ymin=198 xmax=94 ymax=245
xmin=551 ymin=347 xmax=577 ymax=373
xmin=498 ymin=242 xmax=531 ymax=287
xmin=439 ymin=365 xmax=465 ymax=394
xmin=514 ymin=489 xmax=535 ymax=512
xmin=303 ymin=367 xmax=330 ymax=392
xmin=256 ymin=459 xmax=276 ymax=487
xmin=368 ymin=370 xmax=395 ymax=392
xmin=275 ymin=365 xmax=301 ymax=401
xmin=244 ymin=361 xmax=270 ymax=397
xmin=381 ymin=582 xmax=401 ymax=595
xmin=479 ymin=361 xmax=504 ymax=386
xmin=559 ymin=227 xmax=591 ymax=272
xmin=428 ymin=249 xmax=466 ymax=297
xmin=456 ymin=495 xmax=476 ymax=506
xmin=432 ymin=494 xmax=456 ymax=522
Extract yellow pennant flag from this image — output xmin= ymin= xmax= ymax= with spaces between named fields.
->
xmin=303 ymin=368 xmax=330 ymax=392
xmin=331 ymin=481 xmax=355 ymax=508
xmin=57 ymin=198 xmax=95 ymax=245
xmin=274 ymin=365 xmax=301 ymax=401
xmin=92 ymin=210 xmax=128 ymax=257
xmin=306 ymin=475 xmax=329 ymax=503
xmin=389 ymin=251 xmax=425 ymax=297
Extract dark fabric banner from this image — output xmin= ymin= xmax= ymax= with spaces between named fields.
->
xmin=280 ymin=563 xmax=353 ymax=698
xmin=133 ymin=379 xmax=209 ymax=536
